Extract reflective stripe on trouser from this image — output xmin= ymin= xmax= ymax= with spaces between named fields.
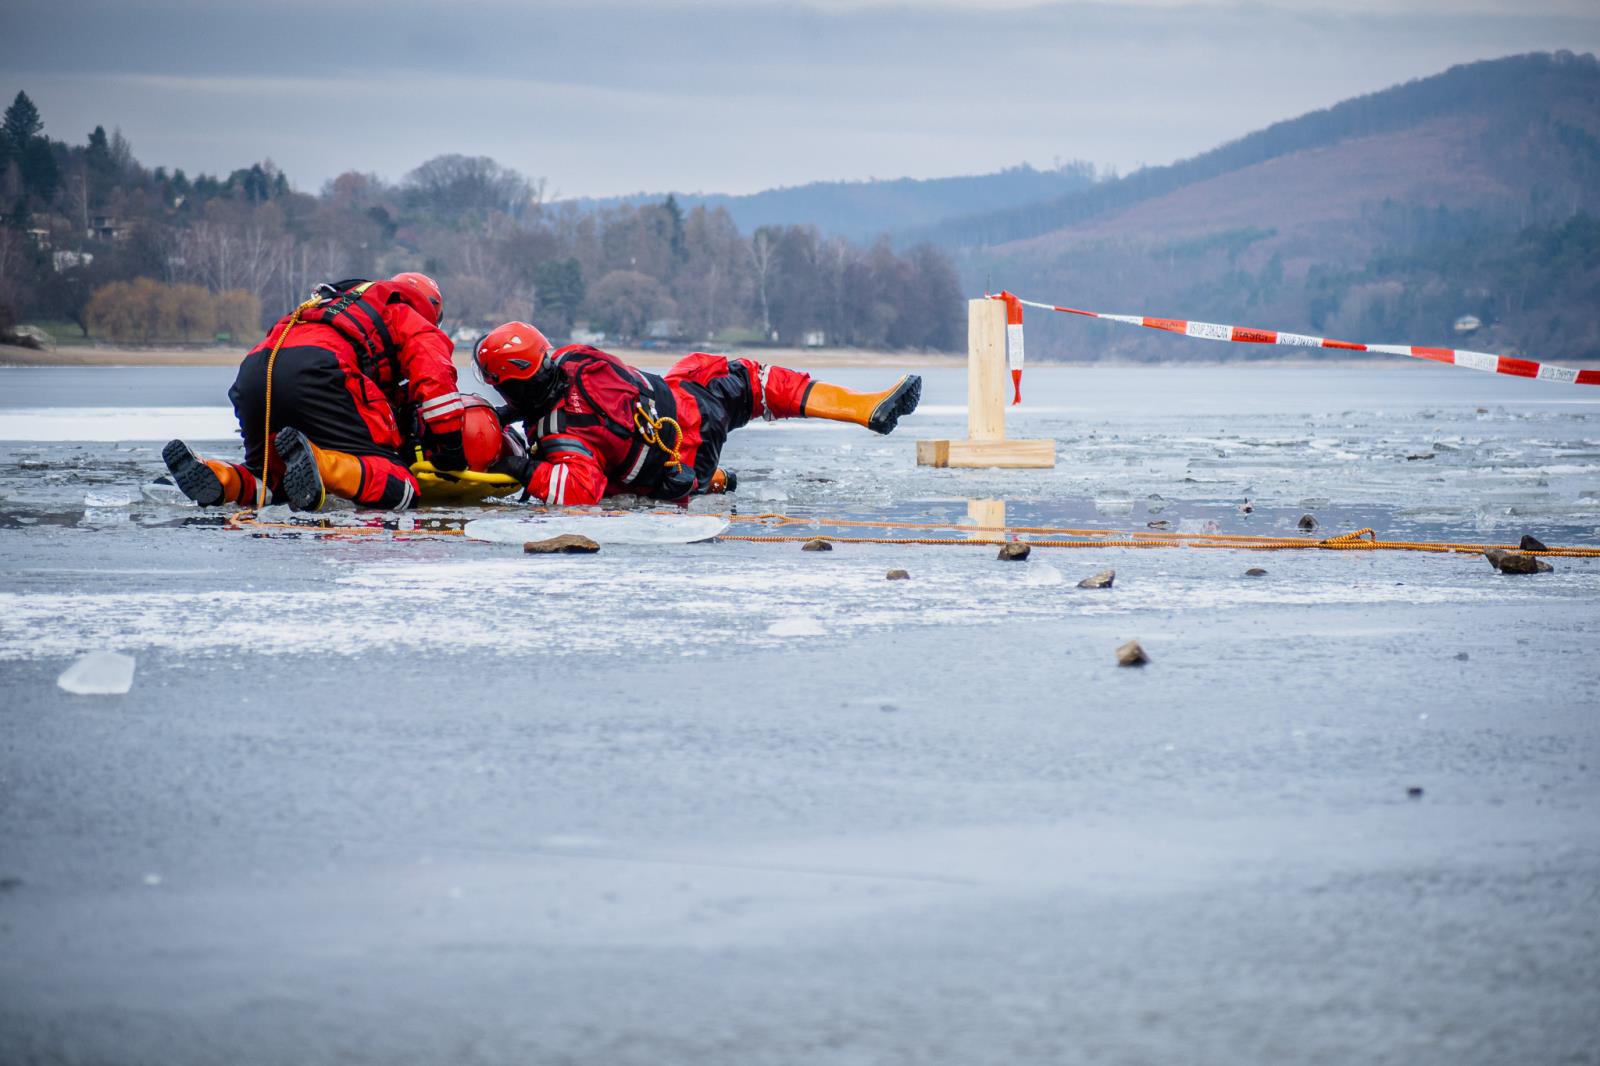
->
xmin=204 ymin=460 xmax=261 ymax=506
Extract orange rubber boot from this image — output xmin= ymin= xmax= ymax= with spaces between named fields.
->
xmin=800 ymin=375 xmax=922 ymax=435
xmin=164 ymin=439 xmax=259 ymax=507
xmin=273 ymin=427 xmax=361 ymax=511
xmin=204 ymin=460 xmax=256 ymax=505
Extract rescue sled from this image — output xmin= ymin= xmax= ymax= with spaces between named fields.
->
xmin=409 ymin=460 xmax=523 ymax=505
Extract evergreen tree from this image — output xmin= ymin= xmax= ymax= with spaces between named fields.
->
xmin=2 ymin=92 xmax=43 ymax=147
xmin=663 ymin=194 xmax=686 ymax=263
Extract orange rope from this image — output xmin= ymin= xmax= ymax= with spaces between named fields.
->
xmin=221 ymin=511 xmax=1600 ymax=557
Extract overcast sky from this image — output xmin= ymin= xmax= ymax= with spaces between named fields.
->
xmin=4 ymin=1 xmax=1598 ymax=199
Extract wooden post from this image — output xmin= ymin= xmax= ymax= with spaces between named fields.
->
xmin=968 ymin=298 xmax=1006 ymax=443
xmin=916 ymin=299 xmax=1055 ymax=468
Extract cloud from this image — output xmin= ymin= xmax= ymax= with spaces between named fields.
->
xmin=3 ymin=1 xmax=1597 ymax=196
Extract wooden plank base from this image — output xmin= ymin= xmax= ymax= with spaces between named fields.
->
xmin=916 ymin=439 xmax=1056 ymax=468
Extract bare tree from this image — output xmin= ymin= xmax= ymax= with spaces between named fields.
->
xmin=748 ymin=228 xmax=777 ymax=339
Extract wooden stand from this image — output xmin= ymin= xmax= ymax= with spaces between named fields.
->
xmin=916 ymin=298 xmax=1055 ymax=468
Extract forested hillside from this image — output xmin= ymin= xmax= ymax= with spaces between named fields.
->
xmin=0 ymin=96 xmax=962 ymax=352
xmin=569 ymin=163 xmax=1097 ymax=243
xmin=940 ymin=52 xmax=1600 ymax=362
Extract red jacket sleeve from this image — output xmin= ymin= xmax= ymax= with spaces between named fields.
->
xmin=527 ymin=451 xmax=608 ymax=506
xmin=382 ymin=304 xmax=463 ymax=433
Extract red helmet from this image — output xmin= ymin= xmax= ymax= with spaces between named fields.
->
xmin=391 ymin=272 xmax=443 ymax=325
xmin=460 ymin=394 xmax=503 ymax=472
xmin=474 ymin=321 xmax=554 ymax=386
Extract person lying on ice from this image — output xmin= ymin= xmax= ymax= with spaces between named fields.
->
xmin=162 ymin=273 xmax=470 ymax=512
xmin=471 ymin=321 xmax=922 ymax=505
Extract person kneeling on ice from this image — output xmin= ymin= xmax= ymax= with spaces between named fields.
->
xmin=162 ymin=273 xmax=470 ymax=512
xmin=472 ymin=321 xmax=922 ymax=505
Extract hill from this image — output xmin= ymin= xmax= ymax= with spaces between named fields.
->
xmin=563 ymin=163 xmax=1096 ymax=243
xmin=934 ymin=52 xmax=1600 ymax=362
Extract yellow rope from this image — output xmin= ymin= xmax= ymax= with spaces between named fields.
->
xmin=633 ymin=403 xmax=685 ymax=470
xmin=255 ymin=297 xmax=321 ymax=509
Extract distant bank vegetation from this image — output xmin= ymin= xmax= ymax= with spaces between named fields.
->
xmin=0 ymin=91 xmax=963 ymax=352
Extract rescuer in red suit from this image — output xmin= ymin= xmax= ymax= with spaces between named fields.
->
xmin=162 ymin=272 xmax=469 ymax=511
xmin=472 ymin=321 xmax=922 ymax=505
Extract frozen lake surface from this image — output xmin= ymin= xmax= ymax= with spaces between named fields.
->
xmin=1 ymin=363 xmax=1597 ymax=1065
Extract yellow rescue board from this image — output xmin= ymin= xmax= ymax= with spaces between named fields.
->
xmin=410 ymin=461 xmax=523 ymax=505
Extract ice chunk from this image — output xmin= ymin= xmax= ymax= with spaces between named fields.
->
xmin=751 ymin=485 xmax=789 ymax=503
xmin=767 ymin=616 xmax=825 ymax=637
xmin=83 ymin=487 xmax=139 ymax=507
xmin=1023 ymin=563 xmax=1063 ymax=586
xmin=1094 ymin=494 xmax=1135 ymax=516
xmin=140 ymin=475 xmax=194 ymax=505
xmin=56 ymin=651 xmax=136 ymax=695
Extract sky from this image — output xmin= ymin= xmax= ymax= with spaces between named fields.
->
xmin=4 ymin=0 xmax=1599 ymax=199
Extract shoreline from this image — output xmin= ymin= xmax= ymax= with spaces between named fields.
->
xmin=6 ymin=343 xmax=1594 ymax=372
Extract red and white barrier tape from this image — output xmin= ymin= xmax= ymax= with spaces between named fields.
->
xmin=990 ymin=291 xmax=1599 ymax=389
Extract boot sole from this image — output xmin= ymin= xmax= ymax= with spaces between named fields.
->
xmin=162 ymin=439 xmax=225 ymax=506
xmin=273 ymin=427 xmax=326 ymax=512
xmin=868 ymin=375 xmax=923 ymax=435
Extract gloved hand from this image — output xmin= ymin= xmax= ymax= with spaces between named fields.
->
xmin=651 ymin=465 xmax=698 ymax=502
xmin=423 ymin=428 xmax=468 ymax=472
xmin=489 ymin=426 xmax=535 ymax=484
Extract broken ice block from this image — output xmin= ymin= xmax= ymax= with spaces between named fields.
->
xmin=57 ymin=651 xmax=136 ymax=695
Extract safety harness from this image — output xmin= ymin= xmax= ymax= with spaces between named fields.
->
xmin=536 ymin=349 xmax=695 ymax=499
xmin=299 ymin=280 xmax=400 ymax=387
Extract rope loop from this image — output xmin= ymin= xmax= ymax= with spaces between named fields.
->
xmin=633 ymin=403 xmax=685 ymax=470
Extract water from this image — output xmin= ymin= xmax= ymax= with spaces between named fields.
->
xmin=1 ymin=363 xmax=1597 ymax=1066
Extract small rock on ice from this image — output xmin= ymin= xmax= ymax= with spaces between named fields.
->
xmin=997 ymin=542 xmax=1031 ymax=562
xmin=1484 ymin=548 xmax=1552 ymax=574
xmin=801 ymin=538 xmax=833 ymax=552
xmin=767 ymin=616 xmax=826 ymax=637
xmin=885 ymin=569 xmax=910 ymax=580
xmin=1115 ymin=640 xmax=1150 ymax=667
xmin=57 ymin=651 xmax=136 ymax=695
xmin=1077 ymin=569 xmax=1114 ymax=589
xmin=1298 ymin=514 xmax=1318 ymax=531
xmin=1519 ymin=533 xmax=1548 ymax=551
xmin=523 ymin=534 xmax=600 ymax=554
xmin=1244 ymin=567 xmax=1268 ymax=577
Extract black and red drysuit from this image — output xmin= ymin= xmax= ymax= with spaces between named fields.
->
xmin=217 ymin=280 xmax=465 ymax=508
xmin=497 ymin=347 xmax=812 ymax=505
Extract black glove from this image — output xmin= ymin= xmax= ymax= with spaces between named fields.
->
xmin=489 ymin=426 xmax=535 ymax=484
xmin=424 ymin=428 xmax=467 ymax=472
xmin=650 ymin=465 xmax=698 ymax=501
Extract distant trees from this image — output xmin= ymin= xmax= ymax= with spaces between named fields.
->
xmin=2 ymin=94 xmax=964 ymax=351
xmin=403 ymin=155 xmax=542 ymax=225
xmin=85 ymin=279 xmax=259 ymax=343
xmin=586 ymin=270 xmax=675 ymax=340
